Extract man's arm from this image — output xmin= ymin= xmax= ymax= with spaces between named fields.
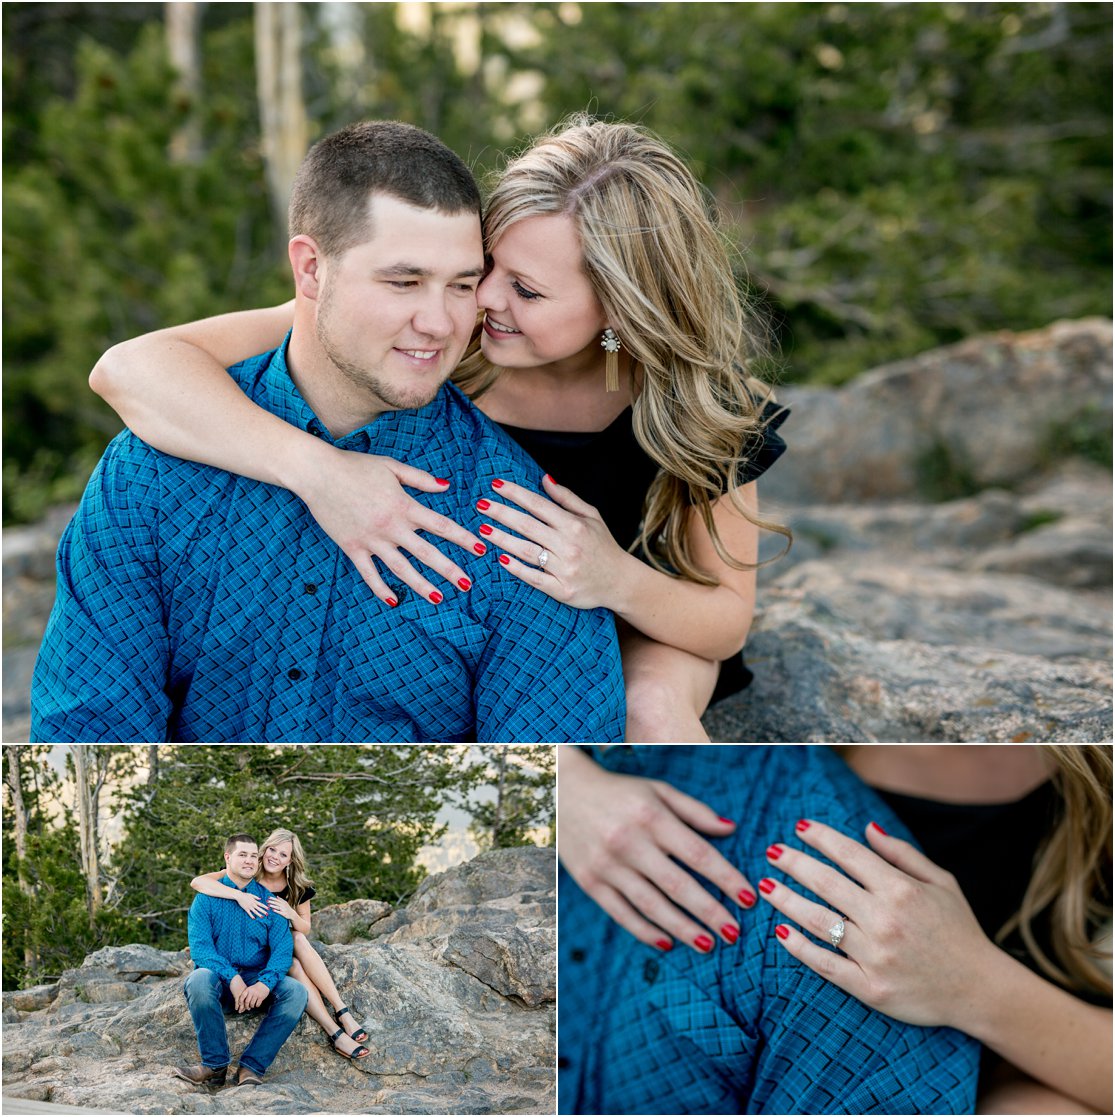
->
xmin=474 ymin=593 xmax=625 ymax=743
xmin=187 ymin=895 xmax=238 ymax=983
xmin=31 ymin=436 xmax=173 ymax=742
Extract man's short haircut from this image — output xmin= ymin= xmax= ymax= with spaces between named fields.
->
xmin=224 ymin=833 xmax=258 ymax=855
xmin=288 ymin=120 xmax=482 ymax=257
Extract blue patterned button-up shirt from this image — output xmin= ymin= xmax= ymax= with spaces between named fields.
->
xmin=31 ymin=340 xmax=625 ymax=743
xmin=559 ymin=746 xmax=980 ymax=1115
xmin=187 ymin=876 xmax=291 ymax=990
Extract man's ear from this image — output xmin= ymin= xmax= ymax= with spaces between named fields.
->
xmin=289 ymin=235 xmax=324 ymax=299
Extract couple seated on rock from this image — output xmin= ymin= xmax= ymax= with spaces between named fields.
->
xmin=175 ymin=829 xmax=367 ymax=1091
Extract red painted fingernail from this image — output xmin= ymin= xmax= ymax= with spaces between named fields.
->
xmin=435 ymin=477 xmax=450 ymax=486
xmin=473 ymin=542 xmax=487 ymax=555
xmin=766 ymin=844 xmax=783 ymax=861
xmin=499 ymin=554 xmax=510 ymax=566
xmin=545 ymin=474 xmax=556 ymax=485
xmin=796 ymin=819 xmax=810 ymax=833
xmin=655 ymin=939 xmax=673 ymax=952
xmin=457 ymin=577 xmax=471 ymax=591
xmin=721 ymin=924 xmax=739 ymax=944
xmin=479 ymin=524 xmax=494 ymax=536
xmin=694 ymin=934 xmax=714 ymax=952
xmin=429 ymin=591 xmax=443 ymax=604
xmin=871 ymin=821 xmax=887 ymax=835
xmin=476 ymin=499 xmax=491 ymax=511
xmin=759 ymin=878 xmax=776 ymax=895
xmin=775 ymin=924 xmax=790 ymax=941
xmin=385 ymin=597 xmax=398 ymax=608
xmin=491 ymin=478 xmax=505 ymax=489
xmin=718 ymin=816 xmax=734 ymax=825
xmin=738 ymin=888 xmax=756 ymax=908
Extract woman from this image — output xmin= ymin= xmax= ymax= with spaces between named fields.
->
xmin=89 ymin=115 xmax=791 ymax=744
xmin=191 ymin=828 xmax=370 ymax=1062
xmin=562 ymin=745 xmax=1112 ymax=1114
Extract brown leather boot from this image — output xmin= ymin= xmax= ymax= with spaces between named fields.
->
xmin=235 ymin=1065 xmax=264 ymax=1086
xmin=173 ymin=1064 xmax=227 ymax=1088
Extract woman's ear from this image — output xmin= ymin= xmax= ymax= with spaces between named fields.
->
xmin=289 ymin=235 xmax=324 ymax=300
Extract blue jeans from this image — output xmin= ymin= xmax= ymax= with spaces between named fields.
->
xmin=183 ymin=968 xmax=308 ymax=1074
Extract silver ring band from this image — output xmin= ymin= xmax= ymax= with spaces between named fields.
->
xmin=828 ymin=919 xmax=846 ymax=948
xmin=537 ymin=548 xmax=550 ymax=572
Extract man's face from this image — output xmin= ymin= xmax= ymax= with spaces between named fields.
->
xmin=315 ymin=193 xmax=484 ymax=418
xmin=224 ymin=841 xmax=259 ymax=883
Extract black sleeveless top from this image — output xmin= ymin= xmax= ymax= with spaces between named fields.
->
xmin=273 ymin=882 xmax=316 ymax=906
xmin=496 ymin=402 xmax=789 ymax=702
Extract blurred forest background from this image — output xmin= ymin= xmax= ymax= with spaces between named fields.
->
xmin=3 ymin=1 xmax=1111 ymax=524
xmin=2 ymin=743 xmax=555 ymax=990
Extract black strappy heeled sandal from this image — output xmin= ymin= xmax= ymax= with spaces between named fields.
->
xmin=329 ymin=1027 xmax=370 ymax=1060
xmin=333 ymin=1004 xmax=368 ymax=1043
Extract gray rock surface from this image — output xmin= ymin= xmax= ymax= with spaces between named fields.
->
xmin=705 ymin=318 xmax=1112 ymax=743
xmin=1 ymin=848 xmax=556 ymax=1115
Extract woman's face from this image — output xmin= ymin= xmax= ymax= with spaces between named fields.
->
xmin=262 ymin=840 xmax=293 ymax=875
xmin=476 ymin=213 xmax=608 ymax=373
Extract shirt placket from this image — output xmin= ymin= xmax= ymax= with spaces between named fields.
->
xmin=267 ymin=519 xmax=337 ymax=740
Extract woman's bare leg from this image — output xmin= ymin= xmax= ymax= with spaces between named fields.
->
xmin=620 ymin=626 xmax=720 ymax=743
xmin=287 ymin=954 xmax=362 ymax=1056
xmin=292 ymin=932 xmax=365 ymax=1043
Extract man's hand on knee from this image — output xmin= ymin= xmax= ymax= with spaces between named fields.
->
xmin=229 ymin=973 xmax=249 ymax=1012
xmin=241 ymin=981 xmax=270 ymax=1011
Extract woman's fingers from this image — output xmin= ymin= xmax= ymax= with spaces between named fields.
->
xmin=477 ymin=496 xmax=561 ymax=551
xmin=487 ymin=477 xmax=567 ymax=529
xmin=763 ymin=839 xmax=865 ymax=921
xmin=863 ymin=821 xmax=954 ymax=885
xmin=493 ymin=550 xmax=564 ymax=600
xmin=755 ymin=874 xmax=859 ymax=956
xmin=609 ymin=866 xmax=734 ymax=952
xmin=770 ymin=921 xmax=863 ymax=996
xmin=628 ymin=848 xmax=742 ymax=947
xmin=584 ymin=880 xmax=681 ymax=953
xmin=791 ymin=819 xmax=902 ymax=896
xmin=650 ymin=789 xmax=757 ymax=910
xmin=412 ymin=505 xmax=489 ymax=560
xmin=541 ymin=473 xmax=602 ymax=520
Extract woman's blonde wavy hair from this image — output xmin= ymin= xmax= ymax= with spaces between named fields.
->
xmin=454 ymin=114 xmax=790 ymax=582
xmin=997 ymin=745 xmax=1112 ymax=997
xmin=256 ymin=828 xmax=315 ymax=908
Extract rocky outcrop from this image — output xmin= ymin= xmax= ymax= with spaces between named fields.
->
xmin=1 ymin=847 xmax=556 ymax=1114
xmin=706 ymin=318 xmax=1112 ymax=743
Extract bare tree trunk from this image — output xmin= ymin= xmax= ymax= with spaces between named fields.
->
xmin=166 ymin=1 xmax=204 ymax=164
xmin=4 ymin=746 xmax=38 ymax=971
xmin=491 ymin=747 xmax=508 ymax=848
xmin=255 ymin=1 xmax=308 ymax=234
xmin=71 ymin=746 xmax=104 ymax=922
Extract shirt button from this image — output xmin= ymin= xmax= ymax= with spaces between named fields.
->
xmin=303 ymin=583 xmax=317 ymax=595
xmin=557 ymin=1056 xmax=571 ymax=1069
xmin=643 ymin=958 xmax=659 ymax=985
xmin=570 ymin=949 xmax=586 ymax=962
xmin=287 ymin=668 xmax=303 ymax=681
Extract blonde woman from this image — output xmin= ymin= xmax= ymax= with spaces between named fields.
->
xmin=759 ymin=746 xmax=1112 ymax=1115
xmin=191 ymin=828 xmax=369 ymax=1062
xmin=89 ymin=115 xmax=789 ymax=745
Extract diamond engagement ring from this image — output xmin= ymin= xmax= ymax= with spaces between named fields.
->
xmin=828 ymin=919 xmax=846 ymax=948
xmin=537 ymin=548 xmax=550 ymax=572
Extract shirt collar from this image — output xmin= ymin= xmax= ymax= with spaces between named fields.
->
xmin=261 ymin=331 xmax=452 ymax=453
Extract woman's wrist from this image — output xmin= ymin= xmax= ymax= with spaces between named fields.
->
xmin=274 ymin=429 xmax=344 ymax=503
xmin=607 ymin=551 xmax=656 ymax=618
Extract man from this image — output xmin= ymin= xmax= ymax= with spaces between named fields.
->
xmin=30 ymin=121 xmax=625 ymax=742
xmin=176 ymin=834 xmax=307 ymax=1090
xmin=559 ymin=746 xmax=981 ymax=1114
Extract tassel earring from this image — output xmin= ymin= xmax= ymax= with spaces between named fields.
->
xmin=601 ymin=327 xmax=621 ymax=392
